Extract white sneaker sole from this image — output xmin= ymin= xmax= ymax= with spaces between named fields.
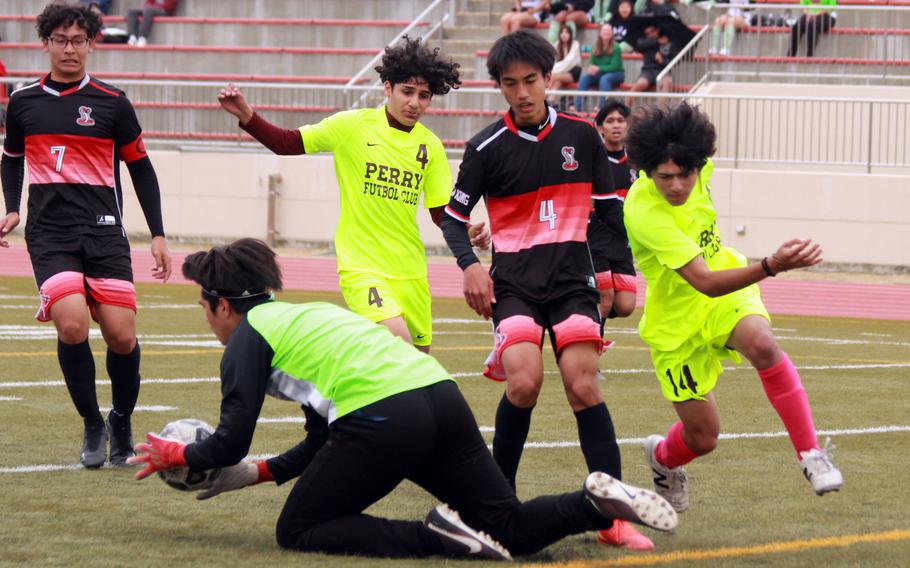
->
xmin=585 ymin=472 xmax=678 ymax=532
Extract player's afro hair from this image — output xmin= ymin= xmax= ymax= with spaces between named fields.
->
xmin=374 ymin=36 xmax=461 ymax=96
xmin=486 ymin=30 xmax=556 ymax=83
xmin=594 ymin=98 xmax=630 ymax=127
xmin=36 ymin=2 xmax=102 ymax=40
xmin=626 ymin=102 xmax=716 ymax=175
xmin=182 ymin=238 xmax=283 ymax=314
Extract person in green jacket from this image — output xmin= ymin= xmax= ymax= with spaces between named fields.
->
xmin=787 ymin=0 xmax=837 ymax=57
xmin=575 ymin=24 xmax=626 ymax=112
xmin=128 ymin=238 xmax=678 ymax=560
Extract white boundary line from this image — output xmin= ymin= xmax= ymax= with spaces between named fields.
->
xmin=3 ymin=361 xmax=910 ymax=390
xmin=3 ymin=424 xmax=907 ymax=475
xmin=0 ymin=396 xmax=23 ymax=401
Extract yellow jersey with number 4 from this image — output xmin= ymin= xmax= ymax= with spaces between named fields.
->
xmin=624 ymin=159 xmax=752 ymax=352
xmin=300 ymin=106 xmax=451 ymax=279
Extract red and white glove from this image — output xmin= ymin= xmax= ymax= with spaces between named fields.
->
xmin=127 ymin=432 xmax=187 ymax=480
xmin=196 ymin=460 xmax=273 ymax=501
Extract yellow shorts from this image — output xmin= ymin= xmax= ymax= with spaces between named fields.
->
xmin=651 ymin=284 xmax=769 ymax=402
xmin=338 ymin=271 xmax=433 ymax=347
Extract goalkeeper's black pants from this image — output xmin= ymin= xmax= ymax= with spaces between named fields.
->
xmin=274 ymin=380 xmax=611 ymax=557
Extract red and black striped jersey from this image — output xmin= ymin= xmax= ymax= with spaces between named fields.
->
xmin=2 ymin=74 xmax=147 ymax=234
xmin=588 ymin=148 xmax=637 ymax=263
xmin=446 ymin=106 xmax=622 ymax=302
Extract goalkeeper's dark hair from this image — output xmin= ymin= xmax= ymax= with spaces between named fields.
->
xmin=37 ymin=2 xmax=102 ymax=40
xmin=182 ymin=239 xmax=283 ymax=314
xmin=626 ymin=102 xmax=716 ymax=175
xmin=375 ymin=35 xmax=461 ymax=96
xmin=487 ymin=30 xmax=555 ymax=83
xmin=594 ymin=98 xmax=630 ymax=127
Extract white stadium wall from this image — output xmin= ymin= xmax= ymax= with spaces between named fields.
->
xmin=20 ymin=149 xmax=903 ymax=267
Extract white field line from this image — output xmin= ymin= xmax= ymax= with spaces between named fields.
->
xmin=6 ymin=424 xmax=905 ymax=475
xmin=0 ymin=294 xmax=32 ymax=299
xmin=0 ymin=396 xmax=23 ymax=401
xmin=0 ymin=377 xmax=219 ymax=389
xmin=4 ymin=361 xmax=910 ymax=391
xmin=98 ymin=405 xmax=176 ymax=413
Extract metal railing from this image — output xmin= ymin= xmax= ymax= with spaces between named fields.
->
xmin=346 ymin=0 xmax=451 ymax=108
xmin=660 ymin=3 xmax=910 ymax=88
xmin=2 ymin=78 xmax=906 ymax=171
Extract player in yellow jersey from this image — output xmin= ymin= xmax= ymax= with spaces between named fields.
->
xmin=623 ymin=103 xmax=842 ymax=513
xmin=217 ymin=37 xmax=488 ymax=352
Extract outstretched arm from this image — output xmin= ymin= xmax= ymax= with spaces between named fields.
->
xmin=676 ymin=238 xmax=822 ymax=297
xmin=218 ymin=84 xmax=306 ymax=155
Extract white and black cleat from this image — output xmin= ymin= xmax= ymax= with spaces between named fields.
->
xmin=800 ymin=439 xmax=843 ymax=496
xmin=425 ymin=504 xmax=513 ymax=561
xmin=584 ymin=471 xmax=678 ymax=533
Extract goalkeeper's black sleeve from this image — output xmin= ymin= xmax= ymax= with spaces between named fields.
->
xmin=184 ymin=318 xmax=272 ymax=470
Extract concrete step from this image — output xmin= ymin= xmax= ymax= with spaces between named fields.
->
xmin=443 ymin=25 xmax=502 ymax=41
xmin=1 ymin=44 xmax=376 ymax=77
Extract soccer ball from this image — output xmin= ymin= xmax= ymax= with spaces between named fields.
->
xmin=156 ymin=418 xmax=221 ymax=491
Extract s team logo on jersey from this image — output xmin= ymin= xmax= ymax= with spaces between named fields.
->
xmin=76 ymin=106 xmax=95 ymax=127
xmin=560 ymin=146 xmax=578 ymax=171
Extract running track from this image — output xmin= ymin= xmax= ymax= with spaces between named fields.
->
xmin=2 ymin=244 xmax=909 ymax=321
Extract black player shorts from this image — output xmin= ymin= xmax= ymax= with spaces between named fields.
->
xmin=26 ymin=230 xmax=135 ymax=322
xmin=493 ymin=290 xmax=602 ymax=353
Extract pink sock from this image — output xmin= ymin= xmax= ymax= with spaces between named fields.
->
xmin=758 ymin=352 xmax=819 ymax=457
xmin=656 ymin=421 xmax=698 ymax=469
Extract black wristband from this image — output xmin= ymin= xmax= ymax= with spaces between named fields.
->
xmin=761 ymin=257 xmax=776 ymax=277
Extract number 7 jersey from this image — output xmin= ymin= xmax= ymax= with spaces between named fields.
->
xmin=2 ymin=74 xmax=148 ymax=235
xmin=446 ymin=106 xmax=620 ymax=302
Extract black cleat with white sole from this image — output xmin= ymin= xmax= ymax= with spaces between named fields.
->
xmin=584 ymin=471 xmax=678 ymax=532
xmin=425 ymin=504 xmax=512 ymax=561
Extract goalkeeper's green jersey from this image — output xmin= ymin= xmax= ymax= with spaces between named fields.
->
xmin=247 ymin=301 xmax=452 ymax=422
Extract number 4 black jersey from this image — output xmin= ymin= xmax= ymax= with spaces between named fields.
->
xmin=446 ymin=106 xmax=625 ymax=303
xmin=2 ymin=74 xmax=148 ymax=235
xmin=588 ymin=148 xmax=637 ymax=263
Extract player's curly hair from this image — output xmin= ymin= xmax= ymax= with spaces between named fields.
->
xmin=374 ymin=36 xmax=461 ymax=96
xmin=487 ymin=30 xmax=555 ymax=83
xmin=36 ymin=2 xmax=102 ymax=40
xmin=182 ymin=239 xmax=283 ymax=314
xmin=625 ymin=102 xmax=716 ymax=175
xmin=594 ymin=98 xmax=630 ymax=127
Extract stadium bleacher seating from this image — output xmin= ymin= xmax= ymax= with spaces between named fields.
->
xmin=1 ymin=0 xmax=908 ymax=151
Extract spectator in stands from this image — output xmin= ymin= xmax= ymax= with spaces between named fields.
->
xmin=80 ymin=0 xmax=112 ymax=15
xmin=787 ymin=0 xmax=837 ymax=58
xmin=547 ymin=0 xmax=595 ymax=43
xmin=607 ymin=0 xmax=636 ymax=50
xmin=710 ymin=0 xmax=752 ymax=56
xmin=575 ymin=24 xmax=625 ymax=112
xmin=549 ymin=25 xmax=583 ymax=109
xmin=127 ymin=0 xmax=179 ymax=47
xmin=628 ymin=24 xmax=678 ymax=103
xmin=501 ymin=0 xmax=551 ymax=35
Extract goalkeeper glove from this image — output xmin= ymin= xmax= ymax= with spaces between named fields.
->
xmin=196 ymin=461 xmax=272 ymax=501
xmin=127 ymin=432 xmax=187 ymax=480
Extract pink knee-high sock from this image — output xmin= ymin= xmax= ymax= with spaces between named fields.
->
xmin=758 ymin=352 xmax=819 ymax=456
xmin=656 ymin=421 xmax=698 ymax=469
